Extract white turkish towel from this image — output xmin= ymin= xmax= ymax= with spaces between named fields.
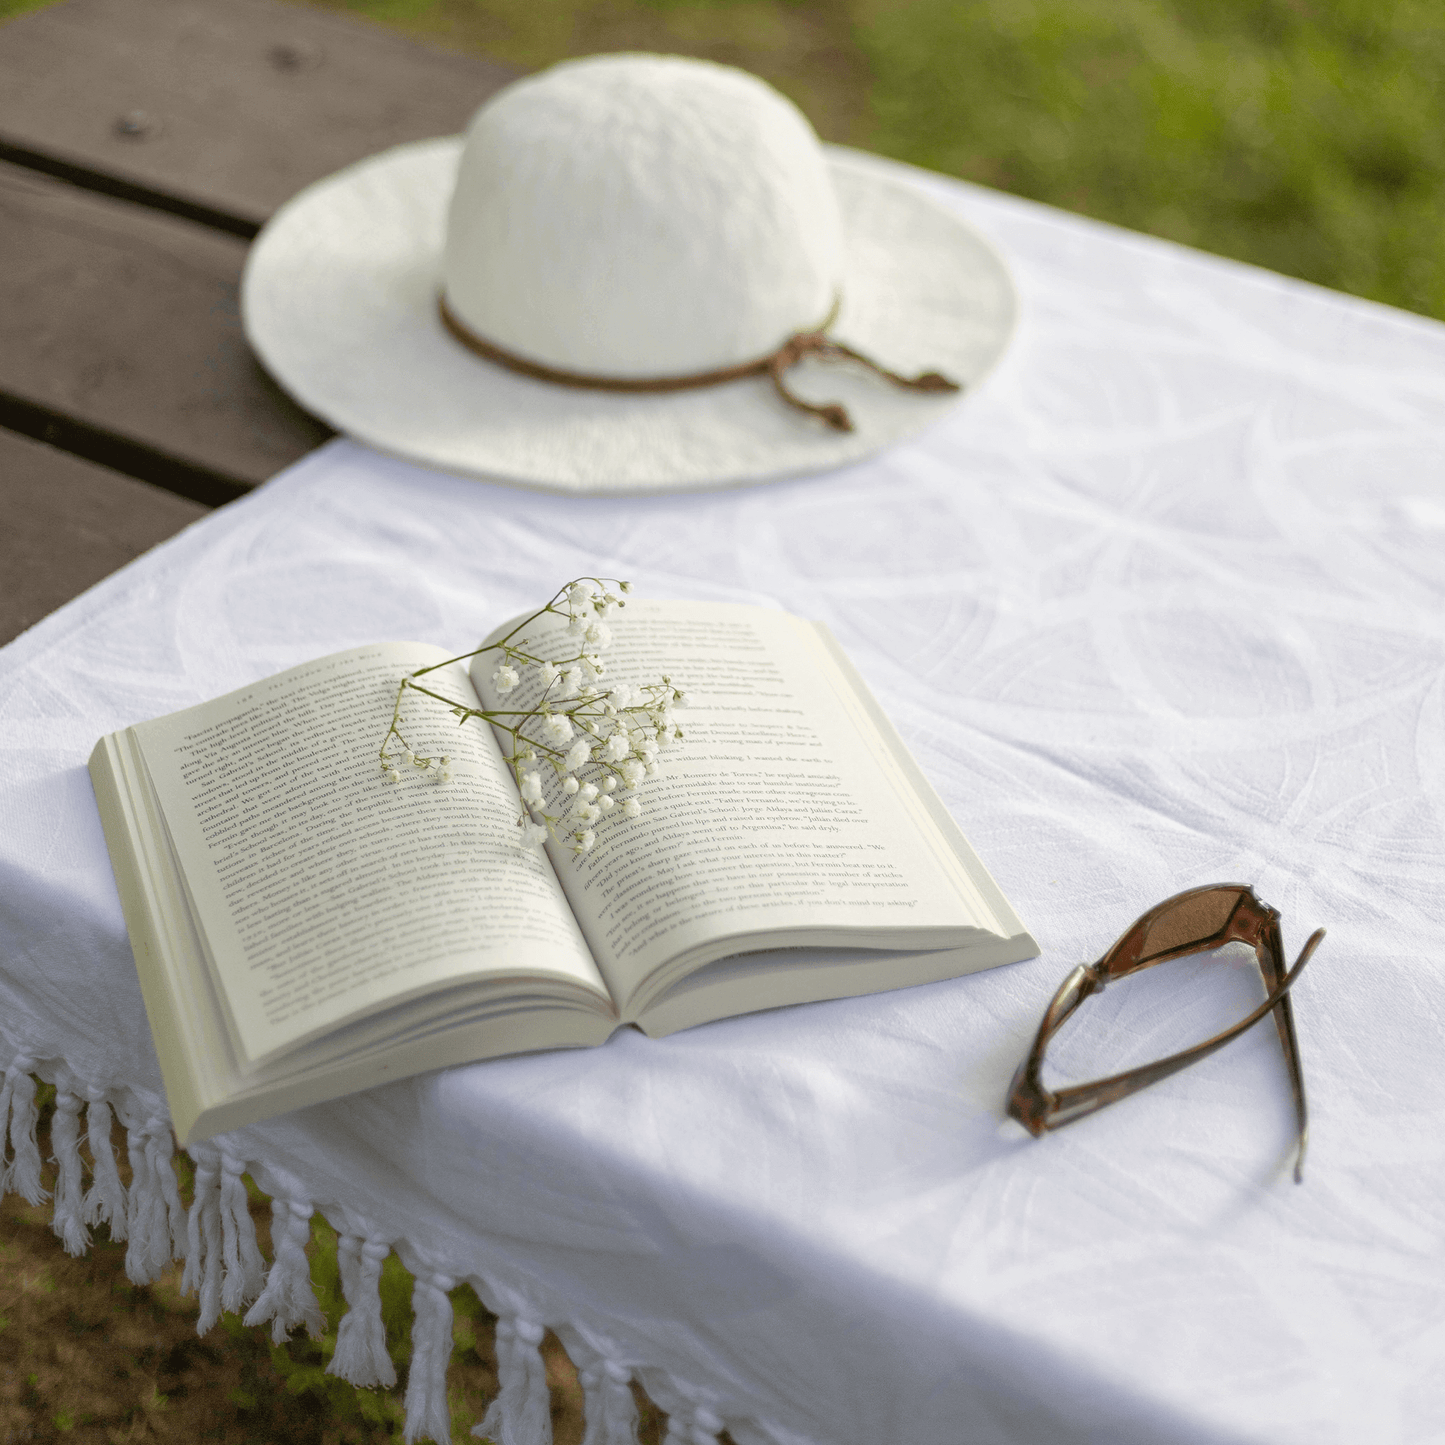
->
xmin=1 ymin=158 xmax=1443 ymax=1445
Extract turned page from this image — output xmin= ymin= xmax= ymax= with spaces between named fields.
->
xmin=473 ymin=602 xmax=1009 ymax=1011
xmin=133 ymin=643 xmax=603 ymax=1067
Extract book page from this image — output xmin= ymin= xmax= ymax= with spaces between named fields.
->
xmin=134 ymin=644 xmax=605 ymax=1065
xmin=473 ymin=602 xmax=1009 ymax=1012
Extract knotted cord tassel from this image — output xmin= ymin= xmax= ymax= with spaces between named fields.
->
xmin=329 ymin=1235 xmax=397 ymax=1388
xmin=661 ymin=1404 xmax=724 ymax=1445
xmin=124 ymin=1116 xmax=184 ymax=1283
xmin=49 ymin=1089 xmax=89 ymax=1256
xmin=244 ymin=1198 xmax=324 ymax=1343
xmin=576 ymin=1354 xmax=639 ymax=1445
xmin=218 ymin=1151 xmax=265 ymax=1311
xmin=475 ymin=1315 xmax=551 ymax=1445
xmin=150 ymin=1123 xmax=188 ymax=1263
xmin=2 ymin=1060 xmax=46 ymax=1205
xmin=403 ymin=1271 xmax=455 ymax=1444
xmin=181 ymin=1143 xmax=224 ymax=1333
xmin=82 ymin=1094 xmax=127 ymax=1239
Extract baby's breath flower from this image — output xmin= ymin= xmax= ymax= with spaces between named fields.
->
xmin=376 ymin=575 xmax=681 ymax=856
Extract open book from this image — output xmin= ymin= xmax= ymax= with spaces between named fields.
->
xmin=90 ymin=601 xmax=1037 ymax=1143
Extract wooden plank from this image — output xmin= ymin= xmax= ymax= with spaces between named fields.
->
xmin=0 ymin=427 xmax=208 ymax=647
xmin=0 ymin=0 xmax=515 ymax=227
xmin=0 ymin=158 xmax=332 ymax=489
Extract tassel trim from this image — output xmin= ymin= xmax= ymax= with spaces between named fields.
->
xmin=662 ymin=1403 xmax=725 ymax=1445
xmin=403 ymin=1271 xmax=455 ymax=1444
xmin=576 ymin=1353 xmax=639 ymax=1445
xmin=219 ymin=1150 xmax=266 ymax=1312
xmin=0 ymin=1062 xmax=769 ymax=1445
xmin=330 ymin=1234 xmax=397 ymax=1389
xmin=244 ymin=1197 xmax=324 ymax=1343
xmin=1 ymin=1058 xmax=46 ymax=1205
xmin=476 ymin=1314 xmax=551 ymax=1445
xmin=49 ymin=1089 xmax=89 ymax=1256
xmin=82 ymin=1092 xmax=127 ymax=1239
xmin=182 ymin=1142 xmax=225 ymax=1332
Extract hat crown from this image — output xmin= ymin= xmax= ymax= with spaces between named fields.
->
xmin=442 ymin=54 xmax=844 ymax=378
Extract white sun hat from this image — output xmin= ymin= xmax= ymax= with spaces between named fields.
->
xmin=241 ymin=52 xmax=1016 ymax=495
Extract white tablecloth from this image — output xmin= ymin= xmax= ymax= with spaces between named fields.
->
xmin=2 ymin=153 xmax=1443 ymax=1445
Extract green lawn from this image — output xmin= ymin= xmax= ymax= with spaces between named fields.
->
xmin=313 ymin=0 xmax=1445 ymax=322
xmin=3 ymin=0 xmax=1441 ymax=318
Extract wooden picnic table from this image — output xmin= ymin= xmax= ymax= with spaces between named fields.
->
xmin=0 ymin=0 xmax=514 ymax=645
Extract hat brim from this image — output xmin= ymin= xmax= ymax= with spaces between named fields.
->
xmin=242 ymin=138 xmax=1016 ymax=495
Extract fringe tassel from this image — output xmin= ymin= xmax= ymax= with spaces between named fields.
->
xmin=82 ymin=1094 xmax=127 ymax=1239
xmin=475 ymin=1315 xmax=551 ymax=1445
xmin=1 ymin=1059 xmax=46 ymax=1205
xmin=124 ymin=1116 xmax=183 ymax=1284
xmin=244 ymin=1198 xmax=324 ymax=1343
xmin=329 ymin=1235 xmax=397 ymax=1389
xmin=152 ymin=1124 xmax=187 ymax=1258
xmin=403 ymin=1272 xmax=455 ymax=1445
xmin=49 ymin=1090 xmax=89 ymax=1256
xmin=661 ymin=1405 xmax=724 ymax=1445
xmin=576 ymin=1355 xmax=639 ymax=1445
xmin=219 ymin=1151 xmax=266 ymax=1312
xmin=181 ymin=1143 xmax=224 ymax=1333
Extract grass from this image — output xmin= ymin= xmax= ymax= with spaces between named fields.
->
xmin=290 ymin=0 xmax=1445 ymax=322
xmin=0 ymin=1089 xmax=663 ymax=1444
xmin=1 ymin=0 xmax=1441 ymax=316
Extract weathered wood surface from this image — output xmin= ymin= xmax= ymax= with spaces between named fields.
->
xmin=0 ymin=157 xmax=332 ymax=491
xmin=0 ymin=0 xmax=513 ymax=227
xmin=0 ymin=428 xmax=207 ymax=646
xmin=0 ymin=0 xmax=518 ymax=639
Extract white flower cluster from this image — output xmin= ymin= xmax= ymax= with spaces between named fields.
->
xmin=498 ymin=581 xmax=687 ymax=855
xmin=377 ymin=576 xmax=685 ymax=859
xmin=379 ymin=748 xmax=452 ymax=787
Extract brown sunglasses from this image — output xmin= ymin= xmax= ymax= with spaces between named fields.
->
xmin=1007 ymin=884 xmax=1324 ymax=1181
